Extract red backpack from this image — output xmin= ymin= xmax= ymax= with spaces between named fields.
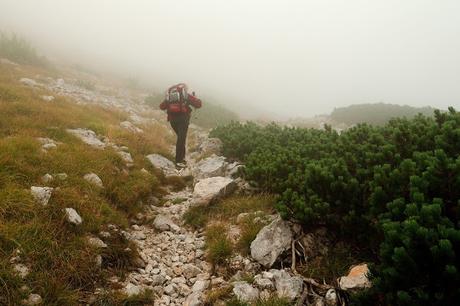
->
xmin=165 ymin=83 xmax=189 ymax=113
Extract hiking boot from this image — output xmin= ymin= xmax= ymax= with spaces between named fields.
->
xmin=175 ymin=162 xmax=187 ymax=169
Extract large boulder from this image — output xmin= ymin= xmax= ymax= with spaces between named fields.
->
xmin=338 ymin=264 xmax=371 ymax=290
xmin=66 ymin=128 xmax=106 ymax=149
xmin=232 ymin=281 xmax=259 ymax=302
xmin=250 ymin=216 xmax=293 ymax=267
xmin=192 ymin=155 xmax=228 ymax=180
xmin=146 ymin=154 xmax=178 ymax=177
xmin=30 ymin=186 xmax=53 ymax=206
xmin=192 ymin=176 xmax=236 ymax=205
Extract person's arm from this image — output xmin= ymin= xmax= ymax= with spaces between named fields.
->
xmin=159 ymin=99 xmax=168 ymax=110
xmin=187 ymin=95 xmax=202 ymax=109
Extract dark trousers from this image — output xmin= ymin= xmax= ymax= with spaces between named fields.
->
xmin=170 ymin=114 xmax=190 ymax=163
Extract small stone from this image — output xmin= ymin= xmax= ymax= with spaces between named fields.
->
xmin=30 ymin=186 xmax=53 ymax=206
xmin=55 ymin=173 xmax=68 ymax=180
xmin=338 ymin=264 xmax=371 ymax=290
xmin=14 ymin=263 xmax=30 ymax=278
xmin=83 ymin=173 xmax=104 ymax=188
xmin=41 ymin=95 xmax=55 ymax=102
xmin=87 ymin=237 xmax=107 ymax=248
xmin=20 ymin=78 xmax=38 ymax=87
xmin=41 ymin=174 xmax=53 ymax=183
xmin=64 ymin=208 xmax=82 ymax=225
xmin=151 ymin=275 xmax=166 ymax=286
xmin=123 ymin=283 xmax=141 ymax=297
xmin=153 ymin=214 xmax=179 ymax=232
xmin=182 ymin=264 xmax=202 ymax=279
xmin=22 ymin=293 xmax=42 ymax=305
xmin=184 ymin=292 xmax=202 ymax=306
xmin=164 ymin=284 xmax=175 ymax=295
xmin=192 ymin=279 xmax=209 ymax=292
xmin=233 ymin=281 xmax=259 ymax=302
xmin=325 ymin=289 xmax=337 ymax=306
xmin=95 ymin=255 xmax=103 ymax=267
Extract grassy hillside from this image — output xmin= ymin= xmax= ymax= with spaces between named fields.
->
xmin=0 ymin=60 xmax=174 ymax=305
xmin=330 ymin=103 xmax=436 ymax=125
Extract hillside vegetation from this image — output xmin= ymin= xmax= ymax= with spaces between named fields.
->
xmin=330 ymin=103 xmax=436 ymax=126
xmin=211 ymin=109 xmax=460 ymax=305
xmin=0 ymin=60 xmax=173 ymax=305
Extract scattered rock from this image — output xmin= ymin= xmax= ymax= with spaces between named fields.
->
xmin=250 ymin=216 xmax=293 ymax=267
xmin=184 ymin=292 xmax=202 ymax=306
xmin=20 ymin=78 xmax=39 ymax=87
xmin=120 ymin=121 xmax=143 ymax=133
xmin=13 ymin=263 xmax=30 ymax=278
xmin=36 ymin=137 xmax=58 ymax=150
xmin=117 ymin=151 xmax=134 ymax=164
xmin=87 ymin=236 xmax=107 ymax=248
xmin=146 ymin=154 xmax=177 ymax=176
xmin=233 ymin=281 xmax=259 ymax=302
xmin=64 ymin=208 xmax=82 ymax=225
xmin=66 ymin=128 xmax=106 ymax=149
xmin=253 ymin=275 xmax=274 ymax=290
xmin=55 ymin=173 xmax=68 ymax=180
xmin=22 ymin=293 xmax=42 ymax=305
xmin=338 ymin=264 xmax=371 ymax=290
xmin=192 ymin=154 xmax=227 ymax=180
xmin=30 ymin=186 xmax=53 ymax=206
xmin=192 ymin=279 xmax=209 ymax=292
xmin=182 ymin=264 xmax=202 ymax=279
xmin=192 ymin=176 xmax=236 ymax=205
xmin=0 ymin=58 xmax=18 ymax=66
xmin=153 ymin=214 xmax=180 ymax=232
xmin=41 ymin=174 xmax=53 ymax=183
xmin=273 ymin=271 xmax=303 ymax=301
xmin=84 ymin=173 xmax=104 ymax=188
xmin=325 ymin=289 xmax=337 ymax=306
xmin=41 ymin=95 xmax=55 ymax=102
xmin=123 ymin=283 xmax=142 ymax=297
xmin=199 ymin=137 xmax=222 ymax=155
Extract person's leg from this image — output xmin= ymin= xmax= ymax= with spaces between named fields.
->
xmin=176 ymin=116 xmax=190 ymax=163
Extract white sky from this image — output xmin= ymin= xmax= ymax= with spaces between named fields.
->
xmin=1 ymin=0 xmax=460 ymax=117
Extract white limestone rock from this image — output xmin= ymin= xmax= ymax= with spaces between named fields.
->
xmin=146 ymin=153 xmax=178 ymax=176
xmin=41 ymin=95 xmax=55 ymax=102
xmin=153 ymin=215 xmax=180 ymax=232
xmin=250 ymin=216 xmax=293 ymax=267
xmin=22 ymin=293 xmax=42 ymax=305
xmin=87 ymin=236 xmax=107 ymax=248
xmin=120 ymin=121 xmax=143 ymax=133
xmin=30 ymin=186 xmax=53 ymax=206
xmin=20 ymin=78 xmax=39 ymax=87
xmin=192 ymin=176 xmax=236 ymax=206
xmin=66 ymin=128 xmax=106 ymax=149
xmin=64 ymin=208 xmax=82 ymax=225
xmin=192 ymin=154 xmax=228 ymax=180
xmin=232 ymin=281 xmax=259 ymax=302
xmin=41 ymin=174 xmax=53 ymax=183
xmin=84 ymin=173 xmax=104 ymax=188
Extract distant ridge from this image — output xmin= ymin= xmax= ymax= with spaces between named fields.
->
xmin=330 ymin=102 xmax=437 ymax=125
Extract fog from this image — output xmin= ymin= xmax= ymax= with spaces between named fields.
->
xmin=1 ymin=0 xmax=460 ymax=118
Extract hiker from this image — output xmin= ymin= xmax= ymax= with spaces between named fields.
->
xmin=160 ymin=83 xmax=202 ymax=168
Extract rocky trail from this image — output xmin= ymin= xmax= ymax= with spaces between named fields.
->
xmin=15 ymin=71 xmax=370 ymax=306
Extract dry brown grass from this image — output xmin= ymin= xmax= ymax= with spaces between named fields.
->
xmin=0 ymin=62 xmax=171 ymax=304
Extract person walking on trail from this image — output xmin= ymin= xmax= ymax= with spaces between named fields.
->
xmin=160 ymin=83 xmax=202 ymax=168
